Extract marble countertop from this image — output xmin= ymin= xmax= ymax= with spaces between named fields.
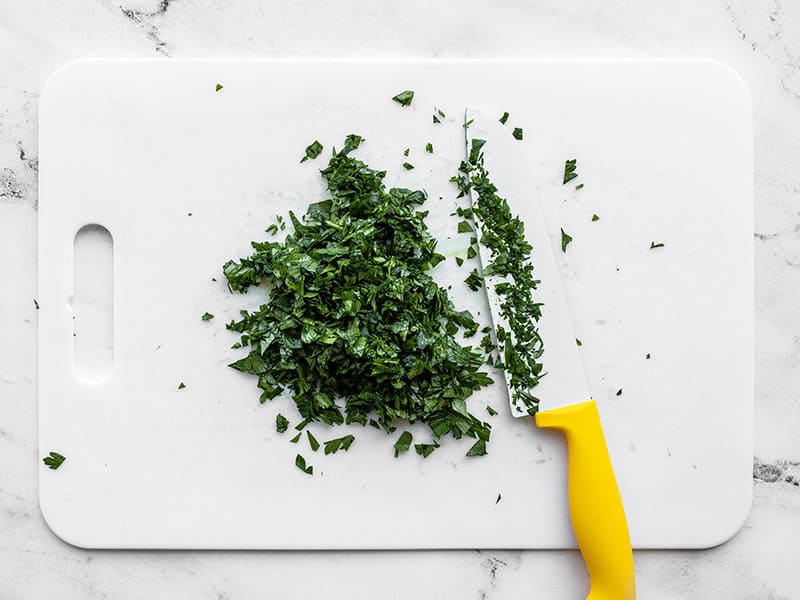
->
xmin=1 ymin=1 xmax=798 ymax=598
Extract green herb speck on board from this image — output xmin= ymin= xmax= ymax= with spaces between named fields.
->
xmin=391 ymin=90 xmax=415 ymax=106
xmin=563 ymin=159 xmax=578 ymax=184
xmin=561 ymin=228 xmax=573 ymax=253
xmin=215 ymin=83 xmax=223 ymax=92
xmin=295 ymin=454 xmax=313 ymax=475
xmin=300 ymin=140 xmax=324 ymax=163
xmin=650 ymin=241 xmax=665 ymax=249
xmin=43 ymin=452 xmax=65 ymax=470
xmin=201 ymin=312 xmax=214 ymax=321
xmin=499 ymin=112 xmax=510 ymax=124
xmin=512 ymin=127 xmax=523 ymax=140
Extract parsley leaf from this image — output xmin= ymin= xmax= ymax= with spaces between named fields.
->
xmin=563 ymin=159 xmax=578 ymax=184
xmin=290 ymin=432 xmax=301 ymax=443
xmin=425 ymin=143 xmax=433 ymax=153
xmin=307 ymin=430 xmax=320 ymax=452
xmin=300 ymin=140 xmax=324 ymax=163
xmin=392 ymin=90 xmax=415 ymax=106
xmin=591 ymin=214 xmax=599 ymax=222
xmin=575 ymin=183 xmax=584 ymax=190
xmin=414 ymin=443 xmax=439 ymax=458
xmin=486 ymin=405 xmax=498 ymax=416
xmin=466 ymin=438 xmax=487 ymax=457
xmin=394 ymin=431 xmax=413 ymax=457
xmin=42 ymin=452 xmax=65 ymax=470
xmin=295 ymin=454 xmax=313 ymax=475
xmin=561 ymin=228 xmax=573 ymax=253
xmin=276 ymin=413 xmax=289 ymax=433
xmin=215 ymin=83 xmax=223 ymax=92
xmin=178 ymin=382 xmax=186 ymax=389
xmin=457 ymin=220 xmax=473 ymax=233
xmin=402 ymin=162 xmax=414 ymax=170
xmin=201 ymin=312 xmax=214 ymax=321
xmin=512 ymin=127 xmax=523 ymax=140
xmin=499 ymin=112 xmax=509 ymax=124
xmin=324 ymin=434 xmax=355 ymax=455
xmin=403 ymin=148 xmax=410 ymax=157
xmin=455 ymin=256 xmax=464 ymax=267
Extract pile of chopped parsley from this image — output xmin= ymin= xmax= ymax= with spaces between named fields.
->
xmin=223 ymin=135 xmax=493 ymax=459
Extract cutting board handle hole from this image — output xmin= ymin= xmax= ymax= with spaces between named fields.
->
xmin=73 ymin=224 xmax=114 ymax=382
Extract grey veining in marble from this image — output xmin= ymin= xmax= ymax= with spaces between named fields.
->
xmin=1 ymin=1 xmax=798 ymax=598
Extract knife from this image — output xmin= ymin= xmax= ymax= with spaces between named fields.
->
xmin=464 ymin=109 xmax=636 ymax=600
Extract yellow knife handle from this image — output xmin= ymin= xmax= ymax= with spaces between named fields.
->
xmin=535 ymin=400 xmax=636 ymax=600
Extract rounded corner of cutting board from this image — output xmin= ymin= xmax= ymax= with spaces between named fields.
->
xmin=38 ymin=489 xmax=97 ymax=550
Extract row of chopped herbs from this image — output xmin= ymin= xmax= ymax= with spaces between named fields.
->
xmin=450 ymin=137 xmax=545 ymax=415
xmin=223 ymin=134 xmax=494 ymax=464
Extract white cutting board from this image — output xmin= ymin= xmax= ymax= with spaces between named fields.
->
xmin=38 ymin=58 xmax=752 ymax=549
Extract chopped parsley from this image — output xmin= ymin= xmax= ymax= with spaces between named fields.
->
xmin=394 ymin=431 xmax=413 ymax=457
xmin=402 ymin=162 xmax=414 ymax=170
xmin=512 ymin=127 xmax=523 ymax=140
xmin=276 ymin=413 xmax=289 ymax=433
xmin=452 ymin=138 xmax=543 ymax=414
xmin=224 ymin=135 xmax=493 ymax=459
xmin=496 ymin=493 xmax=502 ymax=504
xmin=215 ymin=83 xmax=223 ymax=92
xmin=650 ymin=241 xmax=665 ymax=249
xmin=414 ymin=443 xmax=439 ymax=458
xmin=43 ymin=452 xmax=65 ymax=470
xmin=307 ymin=430 xmax=320 ymax=452
xmin=425 ymin=143 xmax=433 ymax=153
xmin=403 ymin=148 xmax=410 ymax=157
xmin=295 ymin=454 xmax=313 ymax=475
xmin=575 ymin=338 xmax=582 ymax=346
xmin=201 ymin=312 xmax=214 ymax=321
xmin=289 ymin=432 xmax=301 ymax=443
xmin=324 ymin=434 xmax=355 ymax=455
xmin=499 ymin=112 xmax=509 ymax=124
xmin=178 ymin=382 xmax=186 ymax=389
xmin=561 ymin=228 xmax=573 ymax=253
xmin=646 ymin=353 xmax=651 ymax=360
xmin=591 ymin=214 xmax=599 ymax=222
xmin=563 ymin=159 xmax=578 ymax=184
xmin=391 ymin=90 xmax=415 ymax=106
xmin=301 ymin=140 xmax=324 ymax=163
xmin=616 ymin=389 xmax=623 ymax=396
xmin=486 ymin=405 xmax=498 ymax=416
xmin=33 ymin=299 xmax=39 ymax=310
xmin=575 ymin=183 xmax=584 ymax=190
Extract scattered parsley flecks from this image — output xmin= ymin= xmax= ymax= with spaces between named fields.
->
xmin=452 ymin=137 xmax=544 ymax=415
xmin=394 ymin=431 xmax=413 ymax=457
xmin=324 ymin=434 xmax=354 ymax=455
xmin=43 ymin=452 xmax=65 ymax=470
xmin=289 ymin=432 xmax=301 ymax=444
xmin=561 ymin=228 xmax=573 ymax=253
xmin=486 ymin=405 xmax=498 ymax=416
xmin=575 ymin=338 xmax=582 ymax=346
xmin=201 ymin=312 xmax=214 ymax=321
xmin=650 ymin=241 xmax=665 ymax=249
xmin=33 ymin=299 xmax=39 ymax=310
xmin=403 ymin=148 xmax=410 ymax=157
xmin=295 ymin=454 xmax=313 ymax=475
xmin=415 ymin=443 xmax=439 ymax=458
xmin=496 ymin=493 xmax=502 ymax=504
xmin=300 ymin=140 xmax=324 ymax=163
xmin=224 ymin=134 xmax=493 ymax=459
xmin=425 ymin=143 xmax=433 ymax=154
xmin=563 ymin=159 xmax=578 ymax=184
xmin=575 ymin=183 xmax=584 ymax=190
xmin=499 ymin=112 xmax=510 ymax=124
xmin=215 ymin=83 xmax=223 ymax=92
xmin=591 ymin=214 xmax=599 ymax=222
xmin=616 ymin=389 xmax=623 ymax=396
xmin=391 ymin=90 xmax=415 ymax=106
xmin=402 ymin=162 xmax=414 ymax=170
xmin=512 ymin=127 xmax=523 ymax=140
xmin=276 ymin=413 xmax=289 ymax=433
xmin=178 ymin=382 xmax=186 ymax=389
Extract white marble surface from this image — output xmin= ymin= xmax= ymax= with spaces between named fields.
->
xmin=0 ymin=1 xmax=798 ymax=598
